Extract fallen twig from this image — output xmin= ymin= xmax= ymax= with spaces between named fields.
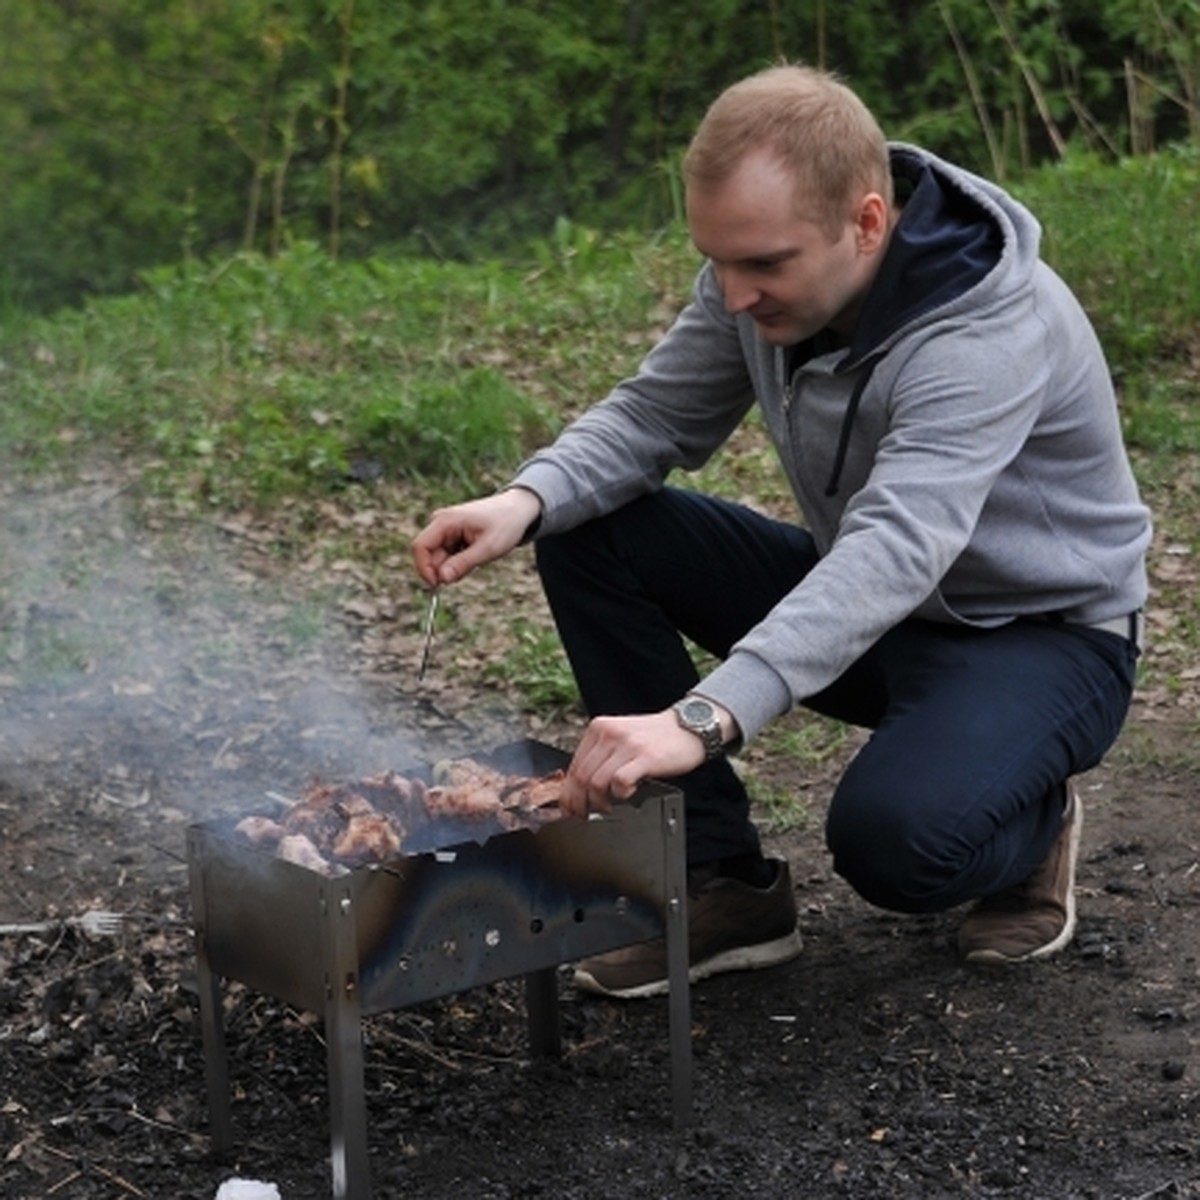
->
xmin=40 ymin=1143 xmax=150 ymax=1197
xmin=45 ymin=1169 xmax=84 ymax=1195
xmin=1127 ymin=1183 xmax=1183 ymax=1200
xmin=92 ymin=1161 xmax=149 ymax=1197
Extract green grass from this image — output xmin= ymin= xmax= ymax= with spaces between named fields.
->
xmin=0 ymin=619 xmax=94 ymax=687
xmin=484 ymin=618 xmax=580 ymax=714
xmin=0 ymin=231 xmax=690 ymax=509
xmin=2 ymin=154 xmax=1198 ymax=710
xmin=3 ymin=155 xmax=1196 ymax=503
xmin=744 ymin=712 xmax=859 ymax=834
xmin=1014 ymin=147 xmax=1200 ymax=388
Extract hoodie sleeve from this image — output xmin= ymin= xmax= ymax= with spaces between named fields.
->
xmin=698 ymin=308 xmax=1056 ymax=743
xmin=511 ymin=265 xmax=757 ymax=533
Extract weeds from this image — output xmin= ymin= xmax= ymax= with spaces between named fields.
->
xmin=485 ymin=619 xmax=580 ymax=715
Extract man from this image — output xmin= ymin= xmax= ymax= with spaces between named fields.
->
xmin=412 ymin=64 xmax=1150 ymax=999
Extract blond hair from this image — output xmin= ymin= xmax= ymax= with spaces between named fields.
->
xmin=682 ymin=64 xmax=892 ymax=239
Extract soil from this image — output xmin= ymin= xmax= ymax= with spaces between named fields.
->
xmin=1 ymin=477 xmax=1198 ymax=1200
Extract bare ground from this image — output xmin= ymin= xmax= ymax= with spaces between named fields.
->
xmin=1 ymin=477 xmax=1198 ymax=1200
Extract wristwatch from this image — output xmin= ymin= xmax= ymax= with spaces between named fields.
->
xmin=672 ymin=695 xmax=725 ymax=760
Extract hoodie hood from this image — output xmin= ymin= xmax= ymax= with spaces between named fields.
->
xmin=845 ymin=146 xmax=1011 ymax=364
xmin=804 ymin=145 xmax=1039 ymax=495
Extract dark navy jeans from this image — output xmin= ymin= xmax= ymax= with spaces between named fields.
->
xmin=535 ymin=487 xmax=1139 ymax=914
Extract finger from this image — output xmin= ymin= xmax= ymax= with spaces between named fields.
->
xmin=562 ymin=735 xmax=612 ymax=817
xmin=559 ymin=771 xmax=592 ymax=819
xmin=606 ymin=761 xmax=643 ymax=802
xmin=413 ymin=548 xmax=449 ymax=589
xmin=581 ymin=744 xmax=641 ymax=805
xmin=414 ymin=520 xmax=479 ymax=586
xmin=570 ymin=736 xmax=636 ymax=813
xmin=412 ymin=517 xmax=459 ymax=584
xmin=438 ymin=540 xmax=490 ymax=584
xmin=584 ymin=782 xmax=615 ymax=814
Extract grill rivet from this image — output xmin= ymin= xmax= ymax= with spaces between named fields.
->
xmin=340 ymin=897 xmax=352 ymax=915
xmin=485 ymin=929 xmax=501 ymax=947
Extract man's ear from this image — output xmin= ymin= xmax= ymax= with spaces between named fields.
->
xmin=855 ymin=192 xmax=890 ymax=255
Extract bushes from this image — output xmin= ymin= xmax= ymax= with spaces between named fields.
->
xmin=2 ymin=0 xmax=1197 ymax=313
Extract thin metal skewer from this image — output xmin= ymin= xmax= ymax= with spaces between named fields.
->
xmin=417 ymin=587 xmax=440 ymax=682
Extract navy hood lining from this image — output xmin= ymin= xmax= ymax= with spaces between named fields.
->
xmin=844 ymin=149 xmax=1003 ymax=366
xmin=812 ymin=150 xmax=1004 ymax=496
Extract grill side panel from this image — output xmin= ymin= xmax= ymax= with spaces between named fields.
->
xmin=189 ymin=826 xmax=333 ymax=1014
xmin=355 ymin=784 xmax=676 ymax=1014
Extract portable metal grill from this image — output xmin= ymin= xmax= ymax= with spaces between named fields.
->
xmin=187 ymin=741 xmax=692 ymax=1200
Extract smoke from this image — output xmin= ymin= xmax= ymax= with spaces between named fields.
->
xmin=0 ymin=473 xmax=435 ymax=829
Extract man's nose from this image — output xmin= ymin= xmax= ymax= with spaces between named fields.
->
xmin=715 ymin=266 xmax=757 ymax=314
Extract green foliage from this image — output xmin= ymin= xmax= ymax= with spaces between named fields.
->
xmin=4 ymin=1 xmax=1199 ymax=313
xmin=1121 ymin=376 xmax=1200 ymax=455
xmin=743 ymin=712 xmax=857 ymax=833
xmin=0 ymin=614 xmax=95 ymax=689
xmin=745 ymin=776 xmax=813 ymax=836
xmin=0 ymin=243 xmax=566 ymax=508
xmin=1013 ymin=146 xmax=1200 ymax=383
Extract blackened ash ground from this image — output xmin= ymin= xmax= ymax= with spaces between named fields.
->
xmin=1 ymin=484 xmax=1198 ymax=1200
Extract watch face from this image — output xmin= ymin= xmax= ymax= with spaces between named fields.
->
xmin=680 ymin=698 xmax=714 ymax=725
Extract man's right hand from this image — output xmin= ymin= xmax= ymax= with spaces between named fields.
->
xmin=411 ymin=487 xmax=543 ymax=588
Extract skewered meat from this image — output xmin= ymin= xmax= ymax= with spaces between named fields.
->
xmin=332 ymin=812 xmax=403 ymax=866
xmin=277 ymin=833 xmax=332 ymax=874
xmin=233 ymin=759 xmax=565 ymax=872
xmin=234 ymin=814 xmax=286 ymax=845
xmin=500 ymin=771 xmax=566 ymax=812
xmin=426 ymin=761 xmax=565 ymax=820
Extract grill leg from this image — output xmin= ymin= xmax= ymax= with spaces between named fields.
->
xmin=524 ymin=967 xmax=562 ymax=1057
xmin=323 ymin=884 xmax=371 ymax=1200
xmin=186 ymin=843 xmax=234 ymax=1158
xmin=194 ymin=936 xmax=234 ymax=1156
xmin=663 ymin=793 xmax=694 ymax=1127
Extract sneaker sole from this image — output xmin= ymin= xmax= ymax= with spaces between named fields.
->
xmin=963 ymin=790 xmax=1082 ymax=965
xmin=573 ymin=927 xmax=804 ymax=1000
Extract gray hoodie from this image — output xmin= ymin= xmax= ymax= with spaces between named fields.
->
xmin=512 ymin=145 xmax=1151 ymax=744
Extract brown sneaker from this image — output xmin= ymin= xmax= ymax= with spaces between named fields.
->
xmin=572 ymin=857 xmax=802 ymax=999
xmin=958 ymin=784 xmax=1082 ymax=964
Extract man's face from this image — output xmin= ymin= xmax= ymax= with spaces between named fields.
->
xmin=686 ymin=149 xmax=881 ymax=347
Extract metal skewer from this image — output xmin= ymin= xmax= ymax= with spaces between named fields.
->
xmin=417 ymin=587 xmax=440 ymax=682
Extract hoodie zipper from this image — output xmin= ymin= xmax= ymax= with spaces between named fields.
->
xmin=780 ymin=346 xmax=877 ymax=497
xmin=779 ymin=347 xmax=795 ymax=416
xmin=823 ymin=363 xmax=880 ymax=497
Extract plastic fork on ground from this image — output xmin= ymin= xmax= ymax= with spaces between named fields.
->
xmin=0 ymin=911 xmax=126 ymax=938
